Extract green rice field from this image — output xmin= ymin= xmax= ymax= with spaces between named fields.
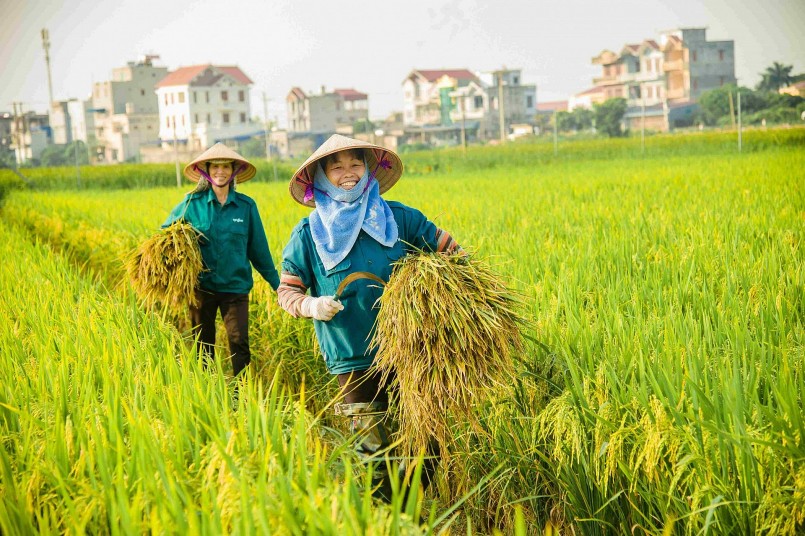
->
xmin=0 ymin=129 xmax=803 ymax=534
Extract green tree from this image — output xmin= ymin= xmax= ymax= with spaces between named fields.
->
xmin=699 ymin=85 xmax=769 ymax=125
xmin=593 ymin=98 xmax=627 ymax=137
xmin=554 ymin=111 xmax=575 ymax=132
xmin=571 ymin=107 xmax=594 ymax=131
xmin=239 ymin=137 xmax=267 ymax=158
xmin=352 ymin=118 xmax=375 ymax=135
xmin=756 ymin=62 xmax=794 ymax=91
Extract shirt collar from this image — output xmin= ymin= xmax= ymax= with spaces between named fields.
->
xmin=205 ymin=187 xmax=238 ymax=206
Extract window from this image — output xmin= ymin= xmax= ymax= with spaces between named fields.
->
xmin=222 ymin=113 xmax=230 ymax=124
xmin=239 ymin=112 xmax=246 ymax=123
xmin=693 ymin=79 xmax=698 ymax=91
xmin=238 ymin=90 xmax=245 ymax=102
xmin=164 ymin=94 xmax=169 ymax=105
xmin=720 ymin=76 xmax=725 ymax=86
xmin=170 ymin=93 xmax=174 ymax=104
xmin=221 ymin=91 xmax=228 ymax=102
xmin=719 ymin=50 xmax=724 ymax=61
xmin=165 ymin=116 xmax=170 ymax=128
xmin=181 ymin=115 xmax=185 ymax=126
xmin=692 ymin=51 xmax=697 ymax=62
xmin=178 ymin=92 xmax=185 ymax=103
xmin=513 ymin=76 xmax=519 ymax=85
xmin=193 ymin=91 xmax=197 ymax=104
xmin=474 ymin=95 xmax=483 ymax=109
xmin=526 ymin=95 xmax=533 ymax=108
xmin=194 ymin=113 xmax=199 ymax=123
xmin=206 ymin=113 xmax=211 ymax=123
xmin=205 ymin=91 xmax=209 ymax=103
xmin=140 ymin=89 xmax=145 ymax=96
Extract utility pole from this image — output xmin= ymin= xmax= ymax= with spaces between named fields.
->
xmin=41 ymin=29 xmax=55 ymax=109
xmin=641 ymin=85 xmax=646 ymax=155
xmin=172 ymin=116 xmax=181 ymax=187
xmin=459 ymin=95 xmax=467 ymax=153
xmin=73 ymin=124 xmax=81 ymax=188
xmin=553 ymin=110 xmax=558 ymax=156
xmin=496 ymin=69 xmax=506 ymax=143
xmin=11 ymin=102 xmax=21 ymax=166
xmin=262 ymin=91 xmax=270 ymax=166
xmin=737 ymin=90 xmax=742 ymax=153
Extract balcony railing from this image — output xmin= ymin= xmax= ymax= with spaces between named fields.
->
xmin=666 ymin=88 xmax=687 ymax=100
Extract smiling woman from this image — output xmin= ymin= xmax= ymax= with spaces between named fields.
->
xmin=162 ymin=142 xmax=279 ymax=378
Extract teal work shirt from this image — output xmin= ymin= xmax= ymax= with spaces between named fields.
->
xmin=163 ymin=188 xmax=280 ymax=293
xmin=281 ymin=201 xmax=443 ymax=374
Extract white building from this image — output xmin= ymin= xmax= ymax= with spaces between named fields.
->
xmin=286 ymin=86 xmax=369 ymax=133
xmin=402 ymin=68 xmax=536 ymax=141
xmin=155 ymin=64 xmax=257 ymax=151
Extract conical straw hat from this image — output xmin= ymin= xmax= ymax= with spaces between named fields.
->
xmin=183 ymin=143 xmax=257 ymax=183
xmin=289 ymin=134 xmax=403 ymax=207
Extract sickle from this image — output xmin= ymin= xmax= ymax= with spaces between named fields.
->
xmin=333 ymin=271 xmax=386 ymax=301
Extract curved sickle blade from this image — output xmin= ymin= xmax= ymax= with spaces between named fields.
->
xmin=333 ymin=271 xmax=387 ymax=301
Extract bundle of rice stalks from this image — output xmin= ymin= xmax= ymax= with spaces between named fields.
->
xmin=125 ymin=221 xmax=204 ymax=312
xmin=370 ymin=251 xmax=527 ymax=459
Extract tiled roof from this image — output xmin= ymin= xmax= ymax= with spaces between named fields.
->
xmin=412 ymin=69 xmax=479 ymax=82
xmin=333 ymin=88 xmax=367 ymax=100
xmin=288 ymin=87 xmax=307 ymax=100
xmin=576 ymin=86 xmax=605 ymax=96
xmin=155 ymin=64 xmax=252 ymax=88
xmin=536 ymin=100 xmax=568 ymax=112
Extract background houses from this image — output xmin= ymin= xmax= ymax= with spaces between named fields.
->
xmin=588 ymin=27 xmax=736 ymax=131
xmin=91 ymin=56 xmax=167 ymax=163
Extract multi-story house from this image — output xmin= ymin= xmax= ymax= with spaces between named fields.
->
xmin=661 ymin=28 xmax=735 ymax=102
xmin=591 ymin=28 xmax=735 ymax=130
xmin=50 ymin=99 xmax=95 ymax=150
xmin=402 ymin=68 xmax=536 ymax=142
xmin=155 ymin=64 xmax=255 ymax=152
xmin=286 ymin=86 xmax=369 ymax=133
xmin=91 ymin=56 xmax=167 ymax=162
xmin=8 ymin=110 xmax=50 ymax=165
xmin=402 ymin=69 xmax=481 ymax=127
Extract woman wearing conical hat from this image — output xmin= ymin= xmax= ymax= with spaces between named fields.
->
xmin=277 ymin=134 xmax=462 ymax=501
xmin=163 ymin=143 xmax=279 ymax=378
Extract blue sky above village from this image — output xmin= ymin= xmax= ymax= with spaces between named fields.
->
xmin=1 ymin=0 xmax=803 ymax=125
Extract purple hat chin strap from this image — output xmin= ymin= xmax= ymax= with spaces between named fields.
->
xmin=195 ymin=163 xmax=247 ymax=186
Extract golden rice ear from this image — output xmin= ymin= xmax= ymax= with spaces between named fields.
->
xmin=125 ymin=222 xmax=205 ymax=314
xmin=370 ymin=251 xmax=526 ymax=462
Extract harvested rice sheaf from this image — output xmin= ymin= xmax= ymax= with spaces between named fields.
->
xmin=371 ymin=252 xmax=526 ymax=458
xmin=125 ymin=221 xmax=204 ymax=312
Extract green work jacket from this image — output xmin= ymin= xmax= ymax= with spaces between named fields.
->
xmin=163 ymin=188 xmax=279 ymax=293
xmin=282 ymin=201 xmax=443 ymax=374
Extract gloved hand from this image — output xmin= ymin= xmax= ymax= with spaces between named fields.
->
xmin=300 ymin=296 xmax=344 ymax=321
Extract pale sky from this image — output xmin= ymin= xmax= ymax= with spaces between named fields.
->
xmin=1 ymin=0 xmax=803 ymax=125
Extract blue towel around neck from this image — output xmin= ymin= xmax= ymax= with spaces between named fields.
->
xmin=309 ymin=161 xmax=398 ymax=271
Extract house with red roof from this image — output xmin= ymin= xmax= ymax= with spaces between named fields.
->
xmin=154 ymin=64 xmax=256 ymax=151
xmin=402 ymin=68 xmax=536 ymax=144
xmin=286 ymin=85 xmax=368 ymax=133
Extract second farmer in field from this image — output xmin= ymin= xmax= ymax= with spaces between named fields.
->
xmin=163 ymin=143 xmax=279 ymax=377
xmin=277 ymin=134 xmax=462 ymax=501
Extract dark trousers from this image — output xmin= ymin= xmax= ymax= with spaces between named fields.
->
xmin=189 ymin=289 xmax=251 ymax=376
xmin=337 ymin=368 xmax=439 ymax=502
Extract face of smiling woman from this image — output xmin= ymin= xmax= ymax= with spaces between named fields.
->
xmin=323 ymin=151 xmax=365 ymax=191
xmin=207 ymin=161 xmax=234 ymax=188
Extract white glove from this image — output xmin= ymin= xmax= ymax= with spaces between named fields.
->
xmin=300 ymin=296 xmax=344 ymax=321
